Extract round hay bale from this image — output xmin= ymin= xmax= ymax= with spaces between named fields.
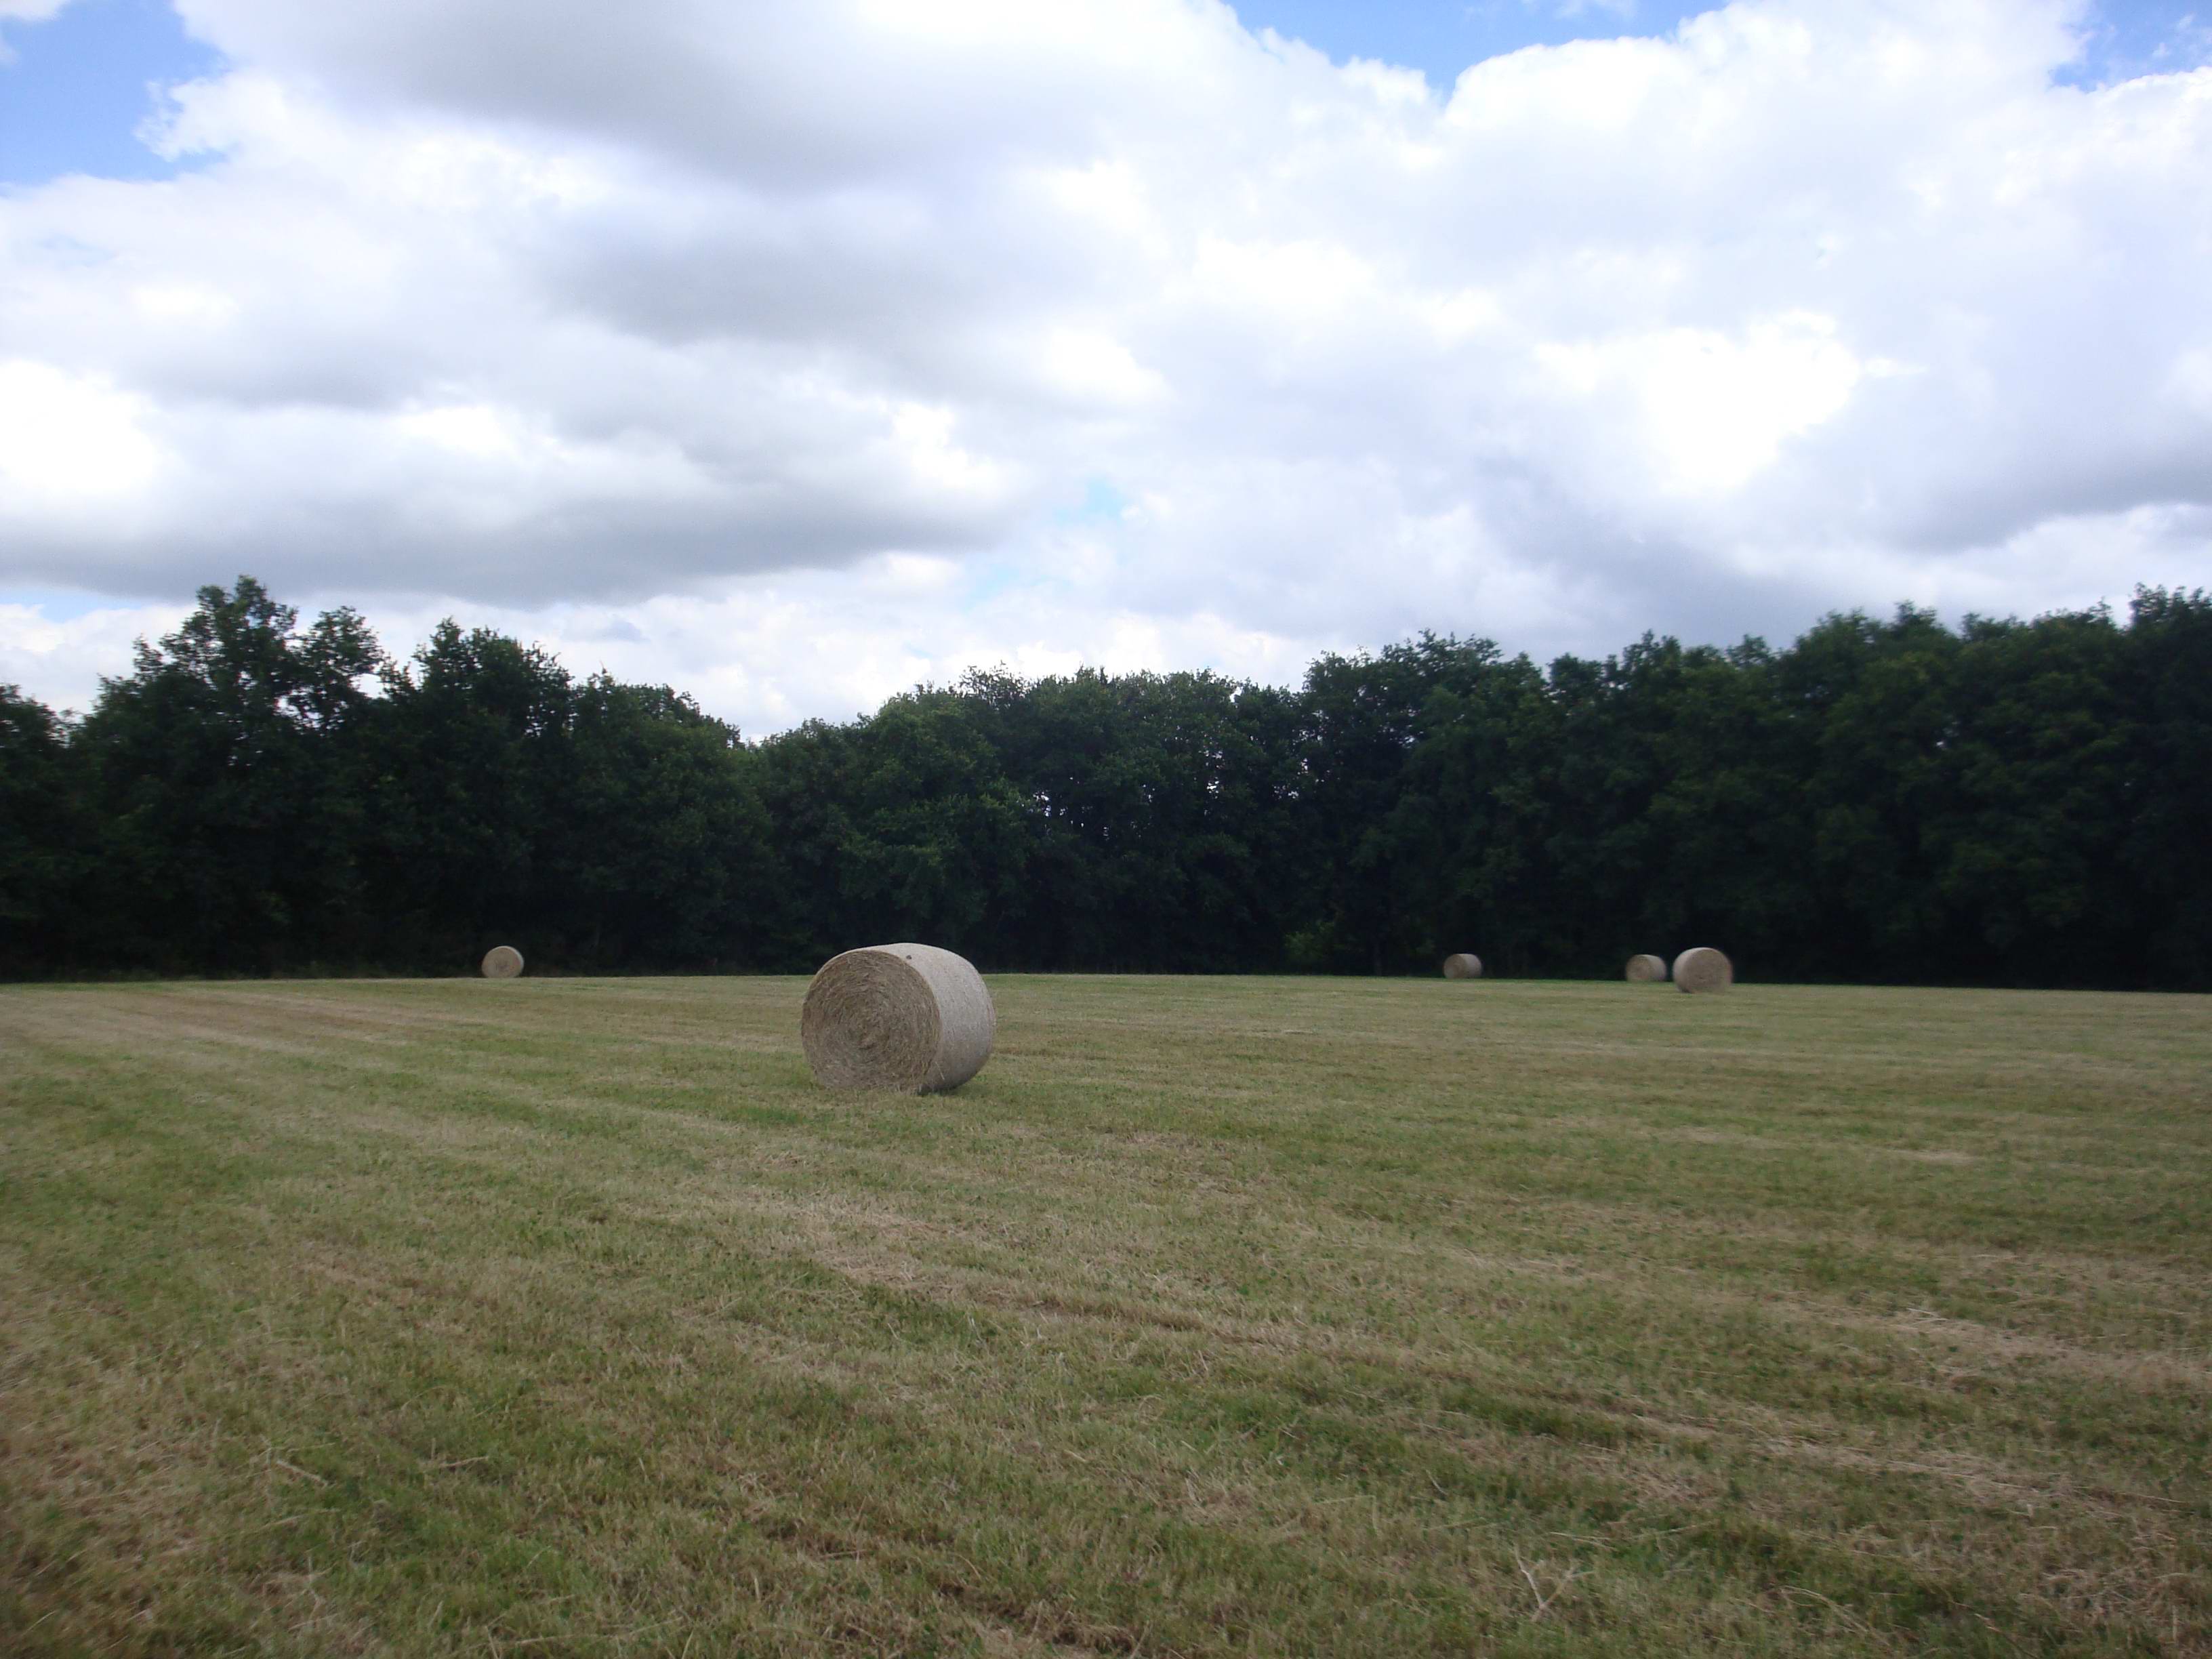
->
xmin=1624 ymin=953 xmax=1667 ymax=982
xmin=801 ymin=943 xmax=996 ymax=1093
xmin=480 ymin=944 xmax=524 ymax=980
xmin=1441 ymin=953 xmax=1483 ymax=980
xmin=1672 ymin=947 xmax=1733 ymax=994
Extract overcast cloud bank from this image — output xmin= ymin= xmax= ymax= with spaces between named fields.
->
xmin=3 ymin=0 xmax=2209 ymax=727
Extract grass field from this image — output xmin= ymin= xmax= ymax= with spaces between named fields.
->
xmin=3 ymin=975 xmax=2209 ymax=1657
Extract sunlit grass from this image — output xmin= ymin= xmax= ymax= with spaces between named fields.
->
xmin=3 ymin=975 xmax=2208 ymax=1655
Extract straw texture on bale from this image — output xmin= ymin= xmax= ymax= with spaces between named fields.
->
xmin=480 ymin=945 xmax=524 ymax=980
xmin=1672 ymin=947 xmax=1734 ymax=994
xmin=1625 ymin=954 xmax=1667 ymax=982
xmin=1441 ymin=954 xmax=1483 ymax=980
xmin=801 ymin=943 xmax=996 ymax=1093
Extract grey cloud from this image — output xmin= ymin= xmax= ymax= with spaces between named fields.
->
xmin=173 ymin=0 xmax=1237 ymax=188
xmin=0 ymin=486 xmax=1015 ymax=605
xmin=531 ymin=178 xmax=1103 ymax=377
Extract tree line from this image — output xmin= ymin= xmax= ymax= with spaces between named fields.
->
xmin=3 ymin=576 xmax=2207 ymax=987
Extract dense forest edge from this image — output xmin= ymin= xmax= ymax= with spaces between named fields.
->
xmin=3 ymin=576 xmax=2209 ymax=988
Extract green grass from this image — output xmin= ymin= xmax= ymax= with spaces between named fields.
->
xmin=2 ymin=976 xmax=2208 ymax=1656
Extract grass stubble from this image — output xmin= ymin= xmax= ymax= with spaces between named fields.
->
xmin=1 ymin=975 xmax=2207 ymax=1656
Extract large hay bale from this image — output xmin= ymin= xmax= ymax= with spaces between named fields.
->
xmin=1672 ymin=947 xmax=1733 ymax=994
xmin=801 ymin=943 xmax=996 ymax=1093
xmin=480 ymin=945 xmax=524 ymax=980
xmin=1625 ymin=953 xmax=1667 ymax=982
xmin=1441 ymin=953 xmax=1483 ymax=980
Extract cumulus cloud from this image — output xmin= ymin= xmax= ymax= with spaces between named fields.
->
xmin=3 ymin=0 xmax=2210 ymax=731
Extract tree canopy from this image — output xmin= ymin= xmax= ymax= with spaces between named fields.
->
xmin=4 ymin=577 xmax=2207 ymax=987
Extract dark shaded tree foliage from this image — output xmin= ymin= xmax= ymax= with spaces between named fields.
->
xmin=3 ymin=576 xmax=2208 ymax=987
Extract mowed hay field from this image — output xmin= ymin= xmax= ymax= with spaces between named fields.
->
xmin=3 ymin=979 xmax=2209 ymax=1658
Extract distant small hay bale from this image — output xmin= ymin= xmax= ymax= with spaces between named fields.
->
xmin=1625 ymin=954 xmax=1667 ymax=982
xmin=480 ymin=945 xmax=524 ymax=980
xmin=802 ymin=943 xmax=996 ymax=1093
xmin=1441 ymin=954 xmax=1483 ymax=980
xmin=1672 ymin=947 xmax=1733 ymax=994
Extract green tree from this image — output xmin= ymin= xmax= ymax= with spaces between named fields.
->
xmin=361 ymin=620 xmax=574 ymax=967
xmin=1927 ymin=610 xmax=2135 ymax=983
xmin=1779 ymin=607 xmax=1963 ymax=981
xmin=74 ymin=577 xmax=384 ymax=971
xmin=1292 ymin=636 xmax=1506 ymax=973
xmin=2121 ymin=587 xmax=2212 ymax=987
xmin=0 ymin=686 xmax=94 ymax=974
xmin=7 ymin=571 xmax=2209 ymax=991
xmin=1393 ymin=651 xmax=1556 ymax=972
xmin=553 ymin=676 xmax=783 ymax=966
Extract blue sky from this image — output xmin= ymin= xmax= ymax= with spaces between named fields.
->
xmin=1244 ymin=0 xmax=1714 ymax=78
xmin=0 ymin=0 xmax=218 ymax=184
xmin=1241 ymin=0 xmax=2212 ymax=87
xmin=7 ymin=1 xmax=2210 ymax=188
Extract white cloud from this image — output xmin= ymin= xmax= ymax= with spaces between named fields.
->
xmin=0 ymin=361 xmax=172 ymax=515
xmin=3 ymin=0 xmax=2211 ymax=731
xmin=0 ymin=598 xmax=190 ymax=717
xmin=1532 ymin=312 xmax=1875 ymax=497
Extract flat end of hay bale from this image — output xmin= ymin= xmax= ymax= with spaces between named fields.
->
xmin=480 ymin=945 xmax=524 ymax=980
xmin=1671 ymin=947 xmax=1733 ymax=994
xmin=1441 ymin=953 xmax=1483 ymax=980
xmin=802 ymin=943 xmax=996 ymax=1092
xmin=1625 ymin=954 xmax=1667 ymax=982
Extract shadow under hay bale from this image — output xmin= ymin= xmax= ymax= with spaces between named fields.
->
xmin=1441 ymin=954 xmax=1483 ymax=980
xmin=480 ymin=945 xmax=524 ymax=980
xmin=1672 ymin=947 xmax=1733 ymax=994
xmin=1625 ymin=954 xmax=1667 ymax=982
xmin=802 ymin=943 xmax=996 ymax=1093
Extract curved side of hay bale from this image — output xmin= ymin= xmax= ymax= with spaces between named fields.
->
xmin=1441 ymin=953 xmax=1483 ymax=980
xmin=1672 ymin=947 xmax=1734 ymax=994
xmin=1625 ymin=953 xmax=1667 ymax=982
xmin=480 ymin=945 xmax=524 ymax=980
xmin=801 ymin=943 xmax=996 ymax=1093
